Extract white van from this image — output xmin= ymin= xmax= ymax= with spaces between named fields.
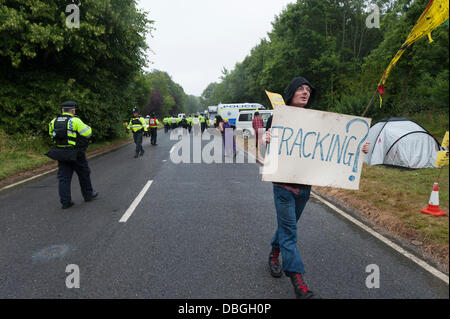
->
xmin=235 ymin=110 xmax=273 ymax=138
xmin=217 ymin=103 xmax=265 ymax=127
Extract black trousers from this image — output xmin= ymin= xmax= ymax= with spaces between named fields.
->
xmin=133 ymin=131 xmax=143 ymax=154
xmin=57 ymin=152 xmax=94 ymax=205
xmin=150 ymin=127 xmax=157 ymax=144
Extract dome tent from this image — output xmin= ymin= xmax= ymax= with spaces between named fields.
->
xmin=364 ymin=117 xmax=442 ymax=169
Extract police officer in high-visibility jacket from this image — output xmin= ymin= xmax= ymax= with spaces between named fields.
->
xmin=128 ymin=108 xmax=147 ymax=158
xmin=149 ymin=113 xmax=159 ymax=145
xmin=48 ymin=101 xmax=98 ymax=209
xmin=171 ymin=115 xmax=177 ymax=129
xmin=199 ymin=113 xmax=206 ymax=133
xmin=144 ymin=115 xmax=150 ymax=137
xmin=163 ymin=116 xmax=170 ymax=133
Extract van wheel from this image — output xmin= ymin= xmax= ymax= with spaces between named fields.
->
xmin=243 ymin=129 xmax=251 ymax=139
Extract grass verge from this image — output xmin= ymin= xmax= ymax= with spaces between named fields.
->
xmin=0 ymin=130 xmax=131 ymax=181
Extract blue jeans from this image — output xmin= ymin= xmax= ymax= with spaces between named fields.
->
xmin=270 ymin=184 xmax=311 ymax=274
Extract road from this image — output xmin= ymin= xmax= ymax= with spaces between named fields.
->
xmin=0 ymin=128 xmax=448 ymax=299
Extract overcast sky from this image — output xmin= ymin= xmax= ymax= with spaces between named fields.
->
xmin=136 ymin=0 xmax=294 ymax=97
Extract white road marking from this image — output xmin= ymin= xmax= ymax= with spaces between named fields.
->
xmin=119 ymin=180 xmax=153 ymax=223
xmin=170 ymin=145 xmax=176 ymax=154
xmin=0 ymin=168 xmax=58 ymax=191
xmin=310 ymin=192 xmax=449 ymax=285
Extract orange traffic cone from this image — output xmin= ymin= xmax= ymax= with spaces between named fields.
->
xmin=421 ymin=182 xmax=447 ymax=217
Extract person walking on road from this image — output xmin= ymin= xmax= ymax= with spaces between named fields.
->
xmin=199 ymin=113 xmax=207 ymax=133
xmin=163 ymin=116 xmax=170 ymax=133
xmin=252 ymin=111 xmax=264 ymax=152
xmin=149 ymin=113 xmax=159 ymax=145
xmin=128 ymin=108 xmax=147 ymax=158
xmin=216 ymin=116 xmax=236 ymax=157
xmin=264 ymin=77 xmax=370 ymax=299
xmin=47 ymin=101 xmax=98 ymax=209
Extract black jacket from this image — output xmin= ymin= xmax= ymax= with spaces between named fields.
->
xmin=266 ymin=76 xmax=316 ymax=130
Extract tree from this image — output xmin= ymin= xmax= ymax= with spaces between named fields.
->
xmin=0 ymin=0 xmax=153 ymax=140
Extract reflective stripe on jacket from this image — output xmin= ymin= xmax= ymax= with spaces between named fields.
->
xmin=128 ymin=116 xmax=147 ymax=132
xmin=49 ymin=113 xmax=92 ymax=148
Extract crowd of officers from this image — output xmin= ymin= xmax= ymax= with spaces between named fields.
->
xmin=126 ymin=109 xmax=215 ymax=158
xmin=47 ymin=102 xmax=217 ymax=209
xmin=161 ymin=114 xmax=212 ymax=133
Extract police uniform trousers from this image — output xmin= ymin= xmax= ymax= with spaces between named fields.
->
xmin=133 ymin=130 xmax=144 ymax=154
xmin=57 ymin=151 xmax=94 ymax=205
xmin=150 ymin=127 xmax=157 ymax=145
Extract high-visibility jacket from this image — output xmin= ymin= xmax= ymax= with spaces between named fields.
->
xmin=49 ymin=112 xmax=92 ymax=149
xmin=199 ymin=116 xmax=206 ymax=123
xmin=192 ymin=117 xmax=200 ymax=125
xmin=128 ymin=116 xmax=147 ymax=133
xmin=149 ymin=117 xmax=159 ymax=128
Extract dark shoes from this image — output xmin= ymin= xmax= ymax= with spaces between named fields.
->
xmin=140 ymin=149 xmax=145 ymax=156
xmin=134 ymin=152 xmax=139 ymax=158
xmin=61 ymin=192 xmax=97 ymax=209
xmin=288 ymin=272 xmax=320 ymax=299
xmin=62 ymin=201 xmax=74 ymax=209
xmin=85 ymin=191 xmax=98 ymax=202
xmin=268 ymin=248 xmax=283 ymax=278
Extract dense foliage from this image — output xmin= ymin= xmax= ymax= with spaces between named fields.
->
xmin=200 ymin=0 xmax=449 ymax=121
xmin=1 ymin=0 xmax=447 ymax=143
xmin=0 ymin=0 xmax=203 ymax=141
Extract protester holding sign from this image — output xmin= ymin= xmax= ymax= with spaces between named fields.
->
xmin=263 ymin=77 xmax=370 ymax=299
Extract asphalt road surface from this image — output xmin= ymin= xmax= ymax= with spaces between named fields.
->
xmin=0 ymin=128 xmax=448 ymax=299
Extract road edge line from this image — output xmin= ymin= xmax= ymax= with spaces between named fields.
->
xmin=312 ymin=192 xmax=449 ymax=285
xmin=0 ymin=140 xmax=132 ymax=192
xmin=239 ymin=145 xmax=449 ymax=285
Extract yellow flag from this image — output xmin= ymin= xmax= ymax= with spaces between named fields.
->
xmin=265 ymin=90 xmax=286 ymax=109
xmin=435 ymin=151 xmax=449 ymax=167
xmin=378 ymin=0 xmax=449 ymax=101
xmin=441 ymin=131 xmax=449 ymax=148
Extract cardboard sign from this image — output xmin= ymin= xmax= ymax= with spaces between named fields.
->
xmin=261 ymin=106 xmax=371 ymax=190
xmin=265 ymin=90 xmax=286 ymax=109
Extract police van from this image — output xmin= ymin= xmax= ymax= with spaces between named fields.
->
xmin=217 ymin=103 xmax=265 ymax=127
xmin=235 ymin=110 xmax=273 ymax=138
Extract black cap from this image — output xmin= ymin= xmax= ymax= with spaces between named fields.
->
xmin=61 ymin=101 xmax=78 ymax=109
xmin=284 ymin=77 xmax=316 ymax=107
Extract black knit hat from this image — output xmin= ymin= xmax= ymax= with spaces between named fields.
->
xmin=61 ymin=101 xmax=78 ymax=109
xmin=284 ymin=77 xmax=316 ymax=107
